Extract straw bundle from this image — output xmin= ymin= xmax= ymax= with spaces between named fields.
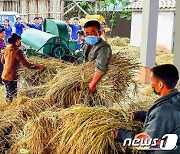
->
xmin=0 ymin=97 xmax=53 ymax=153
xmin=19 ymin=85 xmax=50 ymax=98
xmin=18 ymin=56 xmax=68 ymax=87
xmin=10 ymin=106 xmax=142 ymax=154
xmin=108 ymin=37 xmax=130 ymax=47
xmin=45 ymin=53 xmax=139 ymax=108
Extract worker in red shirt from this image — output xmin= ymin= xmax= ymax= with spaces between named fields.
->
xmin=1 ymin=33 xmax=46 ymax=102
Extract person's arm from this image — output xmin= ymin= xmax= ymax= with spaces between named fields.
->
xmin=27 ymin=23 xmax=35 ymax=28
xmin=143 ymin=105 xmax=173 ymax=139
xmin=37 ymin=24 xmax=42 ymax=30
xmin=16 ymin=50 xmax=45 ymax=70
xmin=69 ymin=24 xmax=74 ymax=29
xmin=21 ymin=24 xmax=25 ymax=28
xmin=88 ymin=45 xmax=112 ymax=93
xmin=89 ymin=69 xmax=104 ymax=93
xmin=115 ymin=129 xmax=136 ymax=142
xmin=133 ymin=111 xmax=147 ymax=122
xmin=1 ymin=55 xmax=5 ymax=64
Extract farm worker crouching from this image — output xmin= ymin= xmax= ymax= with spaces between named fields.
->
xmin=0 ymin=28 xmax=6 ymax=85
xmin=1 ymin=33 xmax=46 ymax=102
xmin=81 ymin=20 xmax=112 ymax=93
xmin=114 ymin=64 xmax=180 ymax=153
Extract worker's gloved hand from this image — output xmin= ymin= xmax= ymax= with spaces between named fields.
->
xmin=39 ymin=64 xmax=46 ymax=71
xmin=88 ymin=70 xmax=104 ymax=93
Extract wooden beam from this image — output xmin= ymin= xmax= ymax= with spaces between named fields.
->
xmin=61 ymin=0 xmax=65 ymax=20
xmin=46 ymin=0 xmax=50 ymax=18
xmin=64 ymin=3 xmax=79 ymax=15
xmin=36 ymin=0 xmax=38 ymax=17
xmin=26 ymin=0 xmax=30 ymax=21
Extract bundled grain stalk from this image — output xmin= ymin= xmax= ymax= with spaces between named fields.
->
xmin=18 ymin=56 xmax=68 ymax=87
xmin=10 ymin=106 xmax=142 ymax=154
xmin=0 ymin=97 xmax=53 ymax=153
xmin=45 ymin=53 xmax=139 ymax=107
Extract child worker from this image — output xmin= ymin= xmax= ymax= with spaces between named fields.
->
xmin=1 ymin=33 xmax=46 ymax=102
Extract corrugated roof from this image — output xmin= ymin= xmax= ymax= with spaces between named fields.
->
xmin=125 ymin=0 xmax=176 ymax=11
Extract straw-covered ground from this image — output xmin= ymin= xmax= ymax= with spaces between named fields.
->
xmin=0 ymin=37 xmax=175 ymax=154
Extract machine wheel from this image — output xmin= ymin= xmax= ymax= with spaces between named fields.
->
xmin=53 ymin=47 xmax=66 ymax=59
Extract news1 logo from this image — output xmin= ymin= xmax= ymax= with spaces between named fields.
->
xmin=123 ymin=133 xmax=178 ymax=150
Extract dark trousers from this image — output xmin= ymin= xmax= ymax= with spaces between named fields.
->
xmin=2 ymin=79 xmax=17 ymax=102
xmin=0 ymin=61 xmax=3 ymax=84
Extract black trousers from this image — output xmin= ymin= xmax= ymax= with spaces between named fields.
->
xmin=2 ymin=79 xmax=17 ymax=102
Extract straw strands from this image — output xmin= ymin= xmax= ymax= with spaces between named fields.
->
xmin=45 ymin=53 xmax=139 ymax=107
xmin=10 ymin=106 xmax=143 ymax=154
xmin=18 ymin=56 xmax=68 ymax=87
xmin=0 ymin=97 xmax=53 ymax=153
xmin=108 ymin=37 xmax=130 ymax=47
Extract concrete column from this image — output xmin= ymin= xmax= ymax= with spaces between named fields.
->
xmin=173 ymin=0 xmax=180 ymax=74
xmin=140 ymin=0 xmax=159 ymax=84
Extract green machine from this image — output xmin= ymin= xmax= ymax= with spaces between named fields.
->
xmin=21 ymin=19 xmax=77 ymax=60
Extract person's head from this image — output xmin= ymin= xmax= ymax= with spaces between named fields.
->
xmin=77 ymin=30 xmax=85 ymax=41
xmin=0 ymin=28 xmax=5 ymax=39
xmin=74 ymin=18 xmax=79 ymax=25
xmin=39 ymin=17 xmax=43 ymax=24
xmin=84 ymin=20 xmax=102 ymax=45
xmin=8 ymin=33 xmax=21 ymax=47
xmin=34 ymin=17 xmax=39 ymax=24
xmin=16 ymin=17 xmax=21 ymax=23
xmin=4 ymin=19 xmax=10 ymax=26
xmin=150 ymin=64 xmax=179 ymax=96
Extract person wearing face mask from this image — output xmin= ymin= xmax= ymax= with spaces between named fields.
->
xmin=80 ymin=20 xmax=112 ymax=93
xmin=1 ymin=33 xmax=46 ymax=102
xmin=114 ymin=64 xmax=180 ymax=154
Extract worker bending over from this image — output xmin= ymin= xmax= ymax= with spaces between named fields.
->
xmin=1 ymin=33 xmax=45 ymax=102
xmin=81 ymin=20 xmax=112 ymax=93
xmin=114 ymin=64 xmax=180 ymax=153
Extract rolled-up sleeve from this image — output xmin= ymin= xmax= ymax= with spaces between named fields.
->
xmin=95 ymin=45 xmax=112 ymax=72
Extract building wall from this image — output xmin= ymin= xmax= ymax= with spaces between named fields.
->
xmin=105 ymin=12 xmax=131 ymax=38
xmin=0 ymin=0 xmax=66 ymax=22
xmin=130 ymin=11 xmax=175 ymax=52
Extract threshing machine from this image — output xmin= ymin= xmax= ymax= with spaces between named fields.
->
xmin=22 ymin=19 xmax=77 ymax=60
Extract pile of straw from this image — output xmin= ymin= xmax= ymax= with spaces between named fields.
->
xmin=18 ymin=56 xmax=68 ymax=87
xmin=10 ymin=106 xmax=143 ymax=154
xmin=45 ymin=53 xmax=139 ymax=108
xmin=0 ymin=97 xmax=54 ymax=153
xmin=155 ymin=51 xmax=173 ymax=65
xmin=108 ymin=37 xmax=130 ymax=47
